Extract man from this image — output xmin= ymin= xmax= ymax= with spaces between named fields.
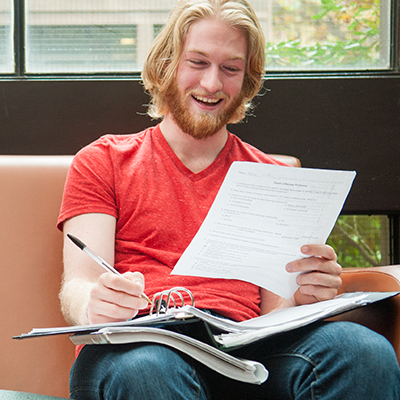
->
xmin=58 ymin=1 xmax=400 ymax=399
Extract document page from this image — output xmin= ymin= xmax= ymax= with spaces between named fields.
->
xmin=171 ymin=162 xmax=356 ymax=299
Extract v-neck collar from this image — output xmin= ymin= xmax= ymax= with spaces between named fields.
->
xmin=152 ymin=124 xmax=233 ymax=182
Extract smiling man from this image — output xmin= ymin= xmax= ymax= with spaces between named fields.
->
xmin=58 ymin=1 xmax=400 ymax=399
xmin=162 ymin=18 xmax=247 ymax=140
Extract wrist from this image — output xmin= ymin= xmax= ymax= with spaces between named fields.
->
xmin=280 ymin=296 xmax=297 ymax=309
xmin=60 ymin=278 xmax=95 ymax=325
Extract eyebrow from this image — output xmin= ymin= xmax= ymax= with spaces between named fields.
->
xmin=185 ymin=49 xmax=246 ymax=61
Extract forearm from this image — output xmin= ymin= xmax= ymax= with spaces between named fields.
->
xmin=59 ymin=277 xmax=95 ymax=326
xmin=60 ymin=213 xmax=117 ymax=325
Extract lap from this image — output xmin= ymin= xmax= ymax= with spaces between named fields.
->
xmin=70 ymin=321 xmax=400 ymax=400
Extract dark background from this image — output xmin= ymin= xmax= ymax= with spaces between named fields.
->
xmin=1 ymin=76 xmax=399 ymax=214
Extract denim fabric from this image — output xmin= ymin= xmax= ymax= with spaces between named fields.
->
xmin=70 ymin=321 xmax=400 ymax=399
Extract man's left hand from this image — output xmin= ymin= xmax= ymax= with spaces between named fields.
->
xmin=286 ymin=244 xmax=342 ymax=306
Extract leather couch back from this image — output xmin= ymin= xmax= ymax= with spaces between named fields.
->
xmin=0 ymin=156 xmax=75 ymax=398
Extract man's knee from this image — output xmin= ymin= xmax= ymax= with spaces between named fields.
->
xmin=282 ymin=322 xmax=400 ymax=399
xmin=323 ymin=321 xmax=397 ymax=361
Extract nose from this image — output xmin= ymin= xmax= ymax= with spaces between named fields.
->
xmin=200 ymin=65 xmax=223 ymax=93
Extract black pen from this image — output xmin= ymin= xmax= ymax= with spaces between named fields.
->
xmin=67 ymin=233 xmax=152 ymax=304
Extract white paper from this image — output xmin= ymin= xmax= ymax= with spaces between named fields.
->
xmin=171 ymin=162 xmax=356 ymax=299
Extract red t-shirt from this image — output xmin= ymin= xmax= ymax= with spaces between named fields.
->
xmin=58 ymin=125 xmax=288 ymax=321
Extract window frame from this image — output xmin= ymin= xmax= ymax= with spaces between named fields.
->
xmin=3 ymin=0 xmax=398 ymax=79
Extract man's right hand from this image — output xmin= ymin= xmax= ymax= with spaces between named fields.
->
xmin=87 ymin=271 xmax=149 ymax=324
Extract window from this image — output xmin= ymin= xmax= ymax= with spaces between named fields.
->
xmin=26 ymin=25 xmax=138 ymax=73
xmin=1 ymin=0 xmax=395 ymax=75
xmin=264 ymin=0 xmax=392 ymax=71
xmin=153 ymin=24 xmax=164 ymax=39
xmin=24 ymin=0 xmax=175 ymax=74
xmin=0 ymin=0 xmax=13 ymax=73
xmin=327 ymin=215 xmax=391 ymax=268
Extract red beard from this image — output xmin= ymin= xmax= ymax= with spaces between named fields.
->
xmin=164 ymin=80 xmax=245 ymax=140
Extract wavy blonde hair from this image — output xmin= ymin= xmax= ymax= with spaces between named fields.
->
xmin=141 ymin=0 xmax=265 ymax=123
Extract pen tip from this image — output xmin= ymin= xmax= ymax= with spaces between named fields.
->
xmin=67 ymin=233 xmax=86 ymax=250
xmin=142 ymin=293 xmax=152 ymax=304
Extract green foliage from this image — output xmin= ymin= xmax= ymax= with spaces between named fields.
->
xmin=327 ymin=215 xmax=388 ymax=268
xmin=265 ymin=0 xmax=381 ymax=69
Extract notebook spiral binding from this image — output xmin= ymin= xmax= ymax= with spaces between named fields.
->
xmin=150 ymin=287 xmax=195 ymax=316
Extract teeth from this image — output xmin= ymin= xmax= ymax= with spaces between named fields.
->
xmin=194 ymin=95 xmax=220 ymax=104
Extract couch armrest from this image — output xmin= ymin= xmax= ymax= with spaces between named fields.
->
xmin=332 ymin=266 xmax=400 ymax=363
xmin=340 ymin=265 xmax=400 ymax=293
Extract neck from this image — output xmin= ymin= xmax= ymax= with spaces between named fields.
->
xmin=159 ymin=113 xmax=228 ymax=173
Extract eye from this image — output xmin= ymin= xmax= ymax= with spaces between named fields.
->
xmin=223 ymin=62 xmax=245 ymax=75
xmin=188 ymin=59 xmax=207 ymax=67
xmin=224 ymin=66 xmax=240 ymax=73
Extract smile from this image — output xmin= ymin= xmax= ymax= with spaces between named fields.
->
xmin=192 ymin=95 xmax=223 ymax=106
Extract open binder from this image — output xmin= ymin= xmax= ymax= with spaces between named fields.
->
xmin=14 ymin=288 xmax=399 ymax=385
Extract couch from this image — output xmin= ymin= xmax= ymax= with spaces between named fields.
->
xmin=0 ymin=155 xmax=399 ymax=398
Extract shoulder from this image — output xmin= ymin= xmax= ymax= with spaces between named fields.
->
xmin=78 ymin=127 xmax=153 ymax=156
xmin=228 ymin=133 xmax=290 ymax=166
xmin=72 ymin=126 xmax=156 ymax=167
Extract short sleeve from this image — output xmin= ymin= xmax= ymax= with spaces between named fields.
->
xmin=57 ymin=138 xmax=118 ymax=231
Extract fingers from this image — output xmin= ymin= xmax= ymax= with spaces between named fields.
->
xmin=286 ymin=244 xmax=341 ymax=275
xmin=103 ymin=271 xmax=146 ymax=299
xmin=301 ymin=244 xmax=337 ymax=262
xmin=287 ymin=244 xmax=342 ymax=306
xmin=88 ymin=272 xmax=148 ymax=324
xmin=295 ymin=269 xmax=342 ymax=290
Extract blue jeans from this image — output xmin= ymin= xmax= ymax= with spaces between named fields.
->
xmin=70 ymin=321 xmax=400 ymax=399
